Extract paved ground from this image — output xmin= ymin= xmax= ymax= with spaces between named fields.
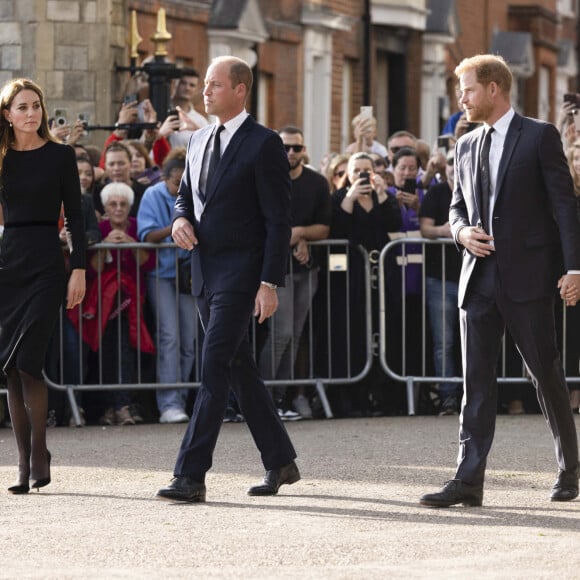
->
xmin=0 ymin=414 xmax=579 ymax=579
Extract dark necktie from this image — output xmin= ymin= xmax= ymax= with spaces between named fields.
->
xmin=205 ymin=124 xmax=225 ymax=198
xmin=479 ymin=126 xmax=494 ymax=231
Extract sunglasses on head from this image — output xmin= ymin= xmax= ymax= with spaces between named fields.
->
xmin=284 ymin=144 xmax=304 ymax=153
xmin=334 ymin=170 xmax=345 ymax=178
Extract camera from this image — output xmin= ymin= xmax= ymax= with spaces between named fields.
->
xmin=53 ymin=108 xmax=68 ymax=127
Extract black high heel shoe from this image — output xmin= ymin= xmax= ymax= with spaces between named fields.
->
xmin=31 ymin=451 xmax=51 ymax=491
xmin=8 ymin=462 xmax=30 ymax=494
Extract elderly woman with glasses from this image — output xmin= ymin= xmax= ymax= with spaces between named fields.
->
xmin=71 ymin=181 xmax=155 ymax=426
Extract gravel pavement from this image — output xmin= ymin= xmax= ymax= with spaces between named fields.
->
xmin=1 ymin=414 xmax=579 ymax=579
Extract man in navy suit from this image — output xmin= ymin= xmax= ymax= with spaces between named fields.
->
xmin=156 ymin=56 xmax=299 ymax=503
xmin=421 ymin=54 xmax=580 ymax=507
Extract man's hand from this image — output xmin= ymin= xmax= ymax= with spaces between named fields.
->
xmin=254 ymin=284 xmax=278 ymax=324
xmin=457 ymin=225 xmax=494 ymax=257
xmin=558 ymin=273 xmax=580 ymax=307
xmin=292 ymin=238 xmax=310 ymax=265
xmin=177 ymin=106 xmax=202 ymax=132
xmin=172 ymin=217 xmax=198 ymax=251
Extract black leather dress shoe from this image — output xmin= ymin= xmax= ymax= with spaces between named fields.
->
xmin=155 ymin=476 xmax=206 ymax=503
xmin=247 ymin=461 xmax=300 ymax=496
xmin=550 ymin=467 xmax=579 ymax=502
xmin=420 ymin=479 xmax=483 ymax=507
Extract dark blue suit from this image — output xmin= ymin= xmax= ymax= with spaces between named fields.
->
xmin=172 ymin=115 xmax=297 ymax=480
xmin=450 ymin=113 xmax=580 ymax=485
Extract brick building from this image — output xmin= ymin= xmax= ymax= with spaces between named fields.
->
xmin=0 ymin=0 xmax=577 ymax=166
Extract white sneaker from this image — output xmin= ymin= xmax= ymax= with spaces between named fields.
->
xmin=292 ymin=395 xmax=313 ymax=419
xmin=277 ymin=408 xmax=302 ymax=422
xmin=159 ymin=408 xmax=190 ymax=424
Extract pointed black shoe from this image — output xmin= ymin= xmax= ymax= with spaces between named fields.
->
xmin=31 ymin=451 xmax=51 ymax=491
xmin=247 ymin=461 xmax=300 ymax=496
xmin=155 ymin=476 xmax=206 ymax=503
xmin=550 ymin=467 xmax=579 ymax=502
xmin=420 ymin=479 xmax=483 ymax=507
xmin=8 ymin=482 xmax=30 ymax=495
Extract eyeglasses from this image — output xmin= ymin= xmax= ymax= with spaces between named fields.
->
xmin=389 ymin=146 xmax=402 ymax=155
xmin=283 ymin=144 xmax=304 ymax=153
xmin=334 ymin=170 xmax=345 ymax=178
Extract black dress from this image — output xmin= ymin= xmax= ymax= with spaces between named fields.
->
xmin=0 ymin=141 xmax=86 ymax=378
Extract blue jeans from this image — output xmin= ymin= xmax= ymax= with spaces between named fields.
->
xmin=147 ymin=277 xmax=197 ymax=414
xmin=426 ymin=276 xmax=460 ymax=400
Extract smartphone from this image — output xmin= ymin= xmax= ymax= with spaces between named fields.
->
xmin=466 ymin=122 xmax=479 ymax=133
xmin=360 ymin=105 xmax=373 ymax=119
xmin=53 ymin=108 xmax=68 ymax=127
xmin=166 ymin=108 xmax=179 ymax=119
xmin=437 ymin=136 xmax=449 ymax=154
xmin=123 ymin=93 xmax=138 ymax=105
xmin=564 ymin=93 xmax=580 ymax=107
xmin=402 ymin=178 xmax=417 ymax=193
xmin=359 ymin=171 xmax=370 ymax=188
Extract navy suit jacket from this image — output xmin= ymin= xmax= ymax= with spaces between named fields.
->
xmin=174 ymin=116 xmax=292 ymax=297
xmin=450 ymin=113 xmax=580 ymax=306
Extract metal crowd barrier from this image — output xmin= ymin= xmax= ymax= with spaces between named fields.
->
xmin=37 ymin=240 xmax=373 ymax=425
xmin=2 ymin=239 xmax=578 ymax=424
xmin=378 ymin=237 xmax=580 ymax=415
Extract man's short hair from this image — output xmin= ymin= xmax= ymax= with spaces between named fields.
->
xmin=212 ymin=56 xmax=253 ymax=95
xmin=387 ymin=130 xmax=417 ymax=148
xmin=278 ymin=126 xmax=303 ymax=138
xmin=180 ymin=67 xmax=200 ymax=80
xmin=454 ymin=54 xmax=512 ymax=95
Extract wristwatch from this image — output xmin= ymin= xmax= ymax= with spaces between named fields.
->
xmin=260 ymin=281 xmax=278 ymax=290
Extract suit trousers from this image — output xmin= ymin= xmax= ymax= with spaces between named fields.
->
xmin=174 ymin=287 xmax=297 ymax=481
xmin=456 ymin=255 xmax=579 ymax=485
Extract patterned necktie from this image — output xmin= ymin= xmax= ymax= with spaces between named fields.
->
xmin=205 ymin=124 xmax=225 ymax=197
xmin=479 ymin=126 xmax=494 ymax=231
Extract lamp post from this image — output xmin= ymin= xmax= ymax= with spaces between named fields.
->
xmin=117 ymin=8 xmax=184 ymax=121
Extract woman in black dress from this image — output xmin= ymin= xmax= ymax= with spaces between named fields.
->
xmin=0 ymin=78 xmax=86 ymax=494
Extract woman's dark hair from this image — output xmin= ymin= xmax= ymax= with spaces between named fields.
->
xmin=391 ymin=146 xmax=420 ymax=169
xmin=127 ymin=140 xmax=153 ymax=168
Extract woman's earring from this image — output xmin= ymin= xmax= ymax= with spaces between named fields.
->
xmin=9 ymin=122 xmax=12 ymax=127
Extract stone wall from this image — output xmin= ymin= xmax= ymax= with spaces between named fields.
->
xmin=0 ymin=0 xmax=126 ymax=148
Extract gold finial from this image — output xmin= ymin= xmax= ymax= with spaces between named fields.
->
xmin=151 ymin=7 xmax=172 ymax=57
xmin=129 ymin=10 xmax=143 ymax=59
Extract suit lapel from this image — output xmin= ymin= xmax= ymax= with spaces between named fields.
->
xmin=495 ymin=113 xmax=522 ymax=199
xmin=204 ymin=116 xmax=255 ymax=205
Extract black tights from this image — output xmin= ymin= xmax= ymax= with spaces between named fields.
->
xmin=6 ymin=368 xmax=49 ymax=485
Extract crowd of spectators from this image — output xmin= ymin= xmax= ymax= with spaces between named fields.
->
xmin=2 ymin=69 xmax=580 ymax=429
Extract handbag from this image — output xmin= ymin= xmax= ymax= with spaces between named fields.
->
xmin=177 ymin=256 xmax=192 ymax=294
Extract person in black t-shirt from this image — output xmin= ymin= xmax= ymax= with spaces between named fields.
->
xmin=257 ymin=126 xmax=331 ymax=420
xmin=419 ymin=151 xmax=462 ymax=414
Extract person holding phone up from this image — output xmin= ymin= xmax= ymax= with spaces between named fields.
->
xmin=329 ymin=152 xmax=402 ymax=416
xmin=385 ymin=147 xmax=427 ymax=400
